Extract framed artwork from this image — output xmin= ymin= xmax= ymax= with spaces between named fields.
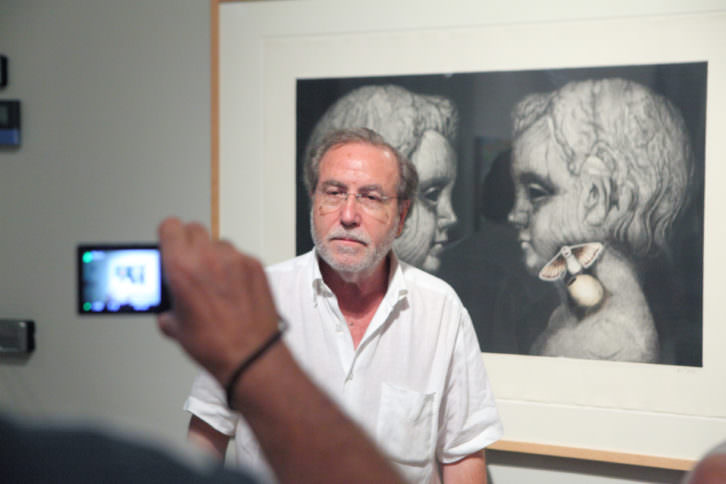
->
xmin=295 ymin=63 xmax=705 ymax=368
xmin=215 ymin=0 xmax=726 ymax=468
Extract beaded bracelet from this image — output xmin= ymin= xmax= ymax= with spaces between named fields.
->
xmin=225 ymin=318 xmax=288 ymax=409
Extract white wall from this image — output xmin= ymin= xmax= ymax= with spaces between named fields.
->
xmin=0 ymin=1 xmax=689 ymax=482
xmin=487 ymin=450 xmax=683 ymax=483
xmin=0 ymin=0 xmax=209 ymax=450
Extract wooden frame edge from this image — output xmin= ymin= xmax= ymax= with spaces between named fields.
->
xmin=489 ymin=440 xmax=695 ymax=471
xmin=210 ymin=0 xmax=221 ymax=238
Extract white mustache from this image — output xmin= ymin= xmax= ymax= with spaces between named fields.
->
xmin=327 ymin=229 xmax=370 ymax=245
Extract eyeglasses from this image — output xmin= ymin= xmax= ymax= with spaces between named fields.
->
xmin=316 ymin=187 xmax=398 ymax=220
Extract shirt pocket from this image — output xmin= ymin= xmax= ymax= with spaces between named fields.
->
xmin=376 ymin=382 xmax=436 ymax=466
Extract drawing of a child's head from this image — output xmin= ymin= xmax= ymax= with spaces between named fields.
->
xmin=508 ymin=78 xmax=692 ymax=273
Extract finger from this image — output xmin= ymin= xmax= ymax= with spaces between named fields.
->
xmin=214 ymin=238 xmax=236 ymax=250
xmin=159 ymin=218 xmax=190 ymax=293
xmin=157 ymin=312 xmax=179 ymax=340
xmin=186 ymin=222 xmax=211 ymax=248
xmin=158 ymin=217 xmax=185 ymax=250
xmin=214 ymin=240 xmax=258 ymax=291
xmin=214 ymin=239 xmax=238 ymax=263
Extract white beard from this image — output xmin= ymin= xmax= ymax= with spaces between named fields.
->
xmin=311 ymin=211 xmax=397 ymax=279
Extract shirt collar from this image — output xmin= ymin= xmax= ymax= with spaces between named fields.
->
xmin=309 ymin=248 xmax=330 ymax=306
xmin=308 ymin=248 xmax=409 ymax=307
xmin=382 ymin=251 xmax=409 ymax=313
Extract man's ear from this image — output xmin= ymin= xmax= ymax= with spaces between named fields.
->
xmin=397 ymin=200 xmax=411 ymax=237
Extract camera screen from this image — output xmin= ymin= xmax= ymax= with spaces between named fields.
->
xmin=78 ymin=244 xmax=168 ymax=314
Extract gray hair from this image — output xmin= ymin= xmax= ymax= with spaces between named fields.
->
xmin=304 ymin=127 xmax=419 ymax=217
xmin=512 ymin=78 xmax=693 ymax=257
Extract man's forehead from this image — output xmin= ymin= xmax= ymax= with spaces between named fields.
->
xmin=322 ymin=140 xmax=394 ymax=160
xmin=319 ymin=142 xmax=399 ymax=186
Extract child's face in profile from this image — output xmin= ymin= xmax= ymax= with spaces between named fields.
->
xmin=394 ymin=130 xmax=457 ymax=273
xmin=508 ymin=117 xmax=595 ymax=275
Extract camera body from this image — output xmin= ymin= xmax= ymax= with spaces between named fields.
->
xmin=77 ymin=244 xmax=170 ymax=314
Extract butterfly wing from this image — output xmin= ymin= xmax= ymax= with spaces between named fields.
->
xmin=538 ymin=252 xmax=567 ymax=281
xmin=571 ymin=242 xmax=604 ymax=269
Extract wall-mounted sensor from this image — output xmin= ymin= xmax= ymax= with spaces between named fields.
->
xmin=0 ymin=100 xmax=20 ymax=146
xmin=0 ymin=319 xmax=35 ymax=354
xmin=0 ymin=56 xmax=7 ymax=88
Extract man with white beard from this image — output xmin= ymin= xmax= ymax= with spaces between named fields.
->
xmin=184 ymin=128 xmax=502 ymax=483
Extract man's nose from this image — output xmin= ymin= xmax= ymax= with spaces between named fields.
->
xmin=339 ymin=194 xmax=362 ymax=226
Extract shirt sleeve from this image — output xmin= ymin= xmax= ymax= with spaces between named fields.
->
xmin=183 ymin=370 xmax=238 ymax=436
xmin=437 ymin=304 xmax=504 ymax=463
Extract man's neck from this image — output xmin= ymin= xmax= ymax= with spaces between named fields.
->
xmin=318 ymin=254 xmax=391 ymax=348
xmin=318 ymin=254 xmax=391 ymax=312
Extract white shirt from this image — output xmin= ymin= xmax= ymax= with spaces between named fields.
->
xmin=184 ymin=250 xmax=502 ymax=483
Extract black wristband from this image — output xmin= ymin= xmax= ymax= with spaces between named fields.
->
xmin=225 ymin=319 xmax=288 ymax=409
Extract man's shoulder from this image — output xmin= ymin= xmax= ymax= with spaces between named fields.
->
xmin=263 ymin=251 xmax=317 ymax=297
xmin=396 ymin=261 xmax=478 ymax=346
xmin=265 ymin=251 xmax=314 ymax=275
xmin=398 ymin=260 xmax=461 ymax=301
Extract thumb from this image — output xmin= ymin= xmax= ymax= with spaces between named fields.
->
xmin=156 ymin=312 xmax=180 ymax=341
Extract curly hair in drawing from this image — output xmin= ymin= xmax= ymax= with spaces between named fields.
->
xmin=511 ymin=78 xmax=693 ymax=258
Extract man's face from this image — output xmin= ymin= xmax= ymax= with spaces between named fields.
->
xmin=508 ymin=118 xmax=588 ymax=275
xmin=311 ymin=142 xmax=407 ymax=278
xmin=394 ymin=130 xmax=457 ymax=273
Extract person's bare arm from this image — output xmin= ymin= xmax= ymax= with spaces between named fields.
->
xmin=156 ymin=218 xmax=403 ymax=484
xmin=187 ymin=415 xmax=229 ymax=461
xmin=684 ymin=451 xmax=726 ymax=484
xmin=442 ymin=451 xmax=487 ymax=483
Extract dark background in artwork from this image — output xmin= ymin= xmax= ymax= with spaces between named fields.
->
xmin=296 ymin=62 xmax=706 ymax=366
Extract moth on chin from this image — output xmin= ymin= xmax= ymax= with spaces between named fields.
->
xmin=538 ymin=242 xmax=605 ymax=308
